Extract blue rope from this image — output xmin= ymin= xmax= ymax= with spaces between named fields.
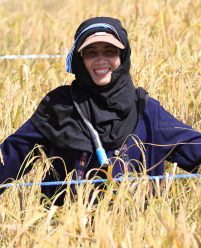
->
xmin=0 ymin=174 xmax=200 ymax=188
xmin=0 ymin=55 xmax=63 ymax=59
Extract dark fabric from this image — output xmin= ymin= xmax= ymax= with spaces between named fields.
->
xmin=31 ymin=17 xmax=147 ymax=153
xmin=1 ymin=98 xmax=201 ymax=205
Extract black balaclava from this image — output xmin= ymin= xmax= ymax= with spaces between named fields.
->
xmin=31 ymin=17 xmax=147 ymax=153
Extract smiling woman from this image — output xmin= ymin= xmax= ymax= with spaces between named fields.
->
xmin=0 ymin=17 xmax=201 ymax=206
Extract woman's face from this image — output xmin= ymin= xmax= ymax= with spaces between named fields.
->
xmin=82 ymin=42 xmax=121 ymax=86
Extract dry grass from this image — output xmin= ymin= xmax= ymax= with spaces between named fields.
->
xmin=0 ymin=0 xmax=201 ymax=247
xmin=1 ymin=159 xmax=201 ymax=247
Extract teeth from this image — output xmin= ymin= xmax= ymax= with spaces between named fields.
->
xmin=94 ymin=69 xmax=110 ymax=74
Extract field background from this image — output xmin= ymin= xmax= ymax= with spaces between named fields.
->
xmin=0 ymin=0 xmax=201 ymax=247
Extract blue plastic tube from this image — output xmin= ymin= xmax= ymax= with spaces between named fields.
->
xmin=0 ymin=174 xmax=200 ymax=188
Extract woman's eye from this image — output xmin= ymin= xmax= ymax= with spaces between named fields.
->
xmin=105 ymin=49 xmax=115 ymax=54
xmin=88 ymin=50 xmax=96 ymax=55
xmin=83 ymin=50 xmax=97 ymax=57
xmin=104 ymin=49 xmax=118 ymax=56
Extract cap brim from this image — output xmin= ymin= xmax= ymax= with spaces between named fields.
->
xmin=78 ymin=33 xmax=125 ymax=52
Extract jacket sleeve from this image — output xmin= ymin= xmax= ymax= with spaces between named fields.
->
xmin=153 ymin=101 xmax=201 ymax=173
xmin=0 ymin=119 xmax=49 ymax=193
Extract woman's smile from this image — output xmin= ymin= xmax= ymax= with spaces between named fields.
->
xmin=93 ymin=67 xmax=111 ymax=76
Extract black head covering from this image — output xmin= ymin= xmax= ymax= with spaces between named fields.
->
xmin=31 ymin=17 xmax=147 ymax=153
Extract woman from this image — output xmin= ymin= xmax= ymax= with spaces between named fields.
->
xmin=0 ymin=17 xmax=201 ymax=205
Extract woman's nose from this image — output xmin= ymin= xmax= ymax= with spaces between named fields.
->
xmin=95 ymin=52 xmax=106 ymax=63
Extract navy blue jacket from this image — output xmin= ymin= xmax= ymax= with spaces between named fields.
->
xmin=1 ymin=97 xmax=201 ymax=205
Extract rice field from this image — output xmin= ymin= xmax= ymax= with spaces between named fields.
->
xmin=0 ymin=0 xmax=201 ymax=247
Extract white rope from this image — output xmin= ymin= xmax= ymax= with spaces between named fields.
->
xmin=0 ymin=55 xmax=63 ymax=59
